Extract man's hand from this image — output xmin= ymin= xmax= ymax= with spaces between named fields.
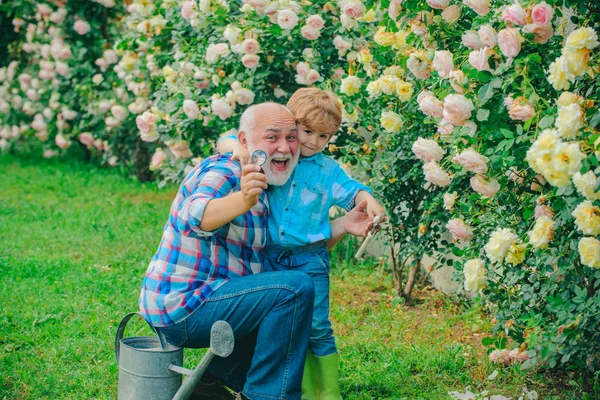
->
xmin=343 ymin=200 xmax=375 ymax=237
xmin=240 ymin=164 xmax=268 ymax=208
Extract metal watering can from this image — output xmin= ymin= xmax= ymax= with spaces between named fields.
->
xmin=115 ymin=312 xmax=235 ymax=400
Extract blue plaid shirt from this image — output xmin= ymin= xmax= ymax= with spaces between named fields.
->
xmin=139 ymin=154 xmax=268 ymax=327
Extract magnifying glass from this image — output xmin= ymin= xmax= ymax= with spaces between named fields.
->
xmin=251 ymin=150 xmax=267 ymax=173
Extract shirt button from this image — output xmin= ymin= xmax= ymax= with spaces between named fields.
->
xmin=292 ymin=183 xmax=296 ymax=187
xmin=281 ymin=232 xmax=285 ymax=236
xmin=285 ymin=208 xmax=289 ymax=211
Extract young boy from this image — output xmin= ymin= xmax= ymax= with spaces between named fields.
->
xmin=217 ymin=88 xmax=384 ymax=399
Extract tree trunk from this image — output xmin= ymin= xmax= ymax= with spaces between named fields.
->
xmin=134 ymin=139 xmax=153 ymax=182
xmin=402 ymin=258 xmax=420 ymax=302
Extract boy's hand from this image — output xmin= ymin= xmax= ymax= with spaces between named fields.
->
xmin=364 ymin=194 xmax=385 ymax=221
xmin=344 ymin=200 xmax=374 ymax=237
xmin=232 ymin=142 xmax=251 ymax=165
xmin=240 ymin=164 xmax=268 ymax=208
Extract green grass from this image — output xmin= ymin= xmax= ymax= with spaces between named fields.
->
xmin=0 ymin=153 xmax=595 ymax=399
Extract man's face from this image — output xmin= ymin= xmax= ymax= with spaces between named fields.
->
xmin=244 ymin=105 xmax=299 ymax=186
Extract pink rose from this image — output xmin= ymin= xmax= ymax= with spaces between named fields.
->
xmin=432 ymin=50 xmax=454 ymax=78
xmin=412 ymin=137 xmax=445 ymax=162
xmin=343 ymin=0 xmax=366 ymax=19
xmin=306 ymin=70 xmax=320 ymax=84
xmin=442 ymin=5 xmax=461 ymax=24
xmin=242 ymin=38 xmax=260 ymax=55
xmin=306 ymin=14 xmax=325 ymax=30
xmin=111 ymin=105 xmax=128 ymax=121
xmin=43 ymin=149 xmax=57 ymax=158
xmin=446 ymin=218 xmax=473 ymax=242
xmin=50 ymin=9 xmax=67 ymax=24
xmin=462 ymin=31 xmax=485 ymax=50
xmin=136 ymin=111 xmax=159 ymax=142
xmin=73 ymin=20 xmax=91 ymax=35
xmin=333 ymin=36 xmax=352 ymax=56
xmin=277 ymin=10 xmax=299 ymax=30
xmin=463 ymin=0 xmax=490 ymax=16
xmin=388 ymin=0 xmax=402 ymax=21
xmin=525 ymin=23 xmax=554 ymax=44
xmin=241 ymin=54 xmax=259 ymax=69
xmin=535 ymin=204 xmax=555 ymax=219
xmin=150 ymin=149 xmax=165 ymax=171
xmin=437 ymin=119 xmax=455 ymax=137
xmin=37 ymin=4 xmax=53 ymax=16
xmin=508 ymin=99 xmax=535 ymax=121
xmin=478 ymin=25 xmax=497 ymax=47
xmin=423 ymin=162 xmax=451 ymax=187
xmin=78 ymin=132 xmax=94 ymax=146
xmin=452 ymin=148 xmax=489 ymax=173
xmin=498 ymin=28 xmax=522 ymax=58
xmin=470 ymin=175 xmax=500 ymax=198
xmin=301 ymin=25 xmax=320 ymax=40
xmin=407 ymin=54 xmax=431 ymax=80
xmin=181 ymin=0 xmax=195 ymax=19
xmin=169 ymin=141 xmax=192 ymax=159
xmin=55 ymin=134 xmax=71 ymax=149
xmin=211 ymin=98 xmax=233 ymax=120
xmin=417 ymin=90 xmax=435 ymax=104
xmin=443 ymin=94 xmax=474 ymax=126
xmin=531 ymin=2 xmax=554 ymax=25
xmin=55 ymin=62 xmax=69 ymax=76
xmin=331 ymin=67 xmax=345 ymax=81
xmin=183 ymin=99 xmax=200 ymax=119
xmin=419 ymin=96 xmax=444 ymax=118
xmin=468 ymin=47 xmax=493 ymax=72
xmin=502 ymin=1 xmax=526 ymax=26
xmin=426 ymin=0 xmax=449 ymax=10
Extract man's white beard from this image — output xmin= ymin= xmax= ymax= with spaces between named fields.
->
xmin=247 ymin=144 xmax=298 ymax=186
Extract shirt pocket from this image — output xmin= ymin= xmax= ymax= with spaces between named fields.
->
xmin=295 ymin=180 xmax=327 ymax=221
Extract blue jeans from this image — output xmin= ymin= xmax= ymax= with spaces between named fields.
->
xmin=156 ymin=271 xmax=315 ymax=400
xmin=263 ymin=245 xmax=336 ymax=357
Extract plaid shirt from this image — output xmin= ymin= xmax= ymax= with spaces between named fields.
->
xmin=139 ymin=154 xmax=268 ymax=327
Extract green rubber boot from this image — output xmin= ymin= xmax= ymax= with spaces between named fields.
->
xmin=302 ymin=351 xmax=320 ymax=400
xmin=314 ymin=353 xmax=342 ymax=400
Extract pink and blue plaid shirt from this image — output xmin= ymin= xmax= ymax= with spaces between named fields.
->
xmin=139 ymin=154 xmax=268 ymax=327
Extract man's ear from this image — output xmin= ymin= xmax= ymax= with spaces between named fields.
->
xmin=238 ymin=130 xmax=249 ymax=147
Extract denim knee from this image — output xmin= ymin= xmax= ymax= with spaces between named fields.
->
xmin=285 ymin=270 xmax=315 ymax=305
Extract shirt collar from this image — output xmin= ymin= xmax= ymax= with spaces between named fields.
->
xmin=299 ymin=152 xmax=325 ymax=166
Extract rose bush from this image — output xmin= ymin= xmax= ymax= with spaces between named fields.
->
xmin=1 ymin=0 xmax=599 ymax=372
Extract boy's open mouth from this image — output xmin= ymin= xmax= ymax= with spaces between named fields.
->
xmin=271 ymin=157 xmax=290 ymax=171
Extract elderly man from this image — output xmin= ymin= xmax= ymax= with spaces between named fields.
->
xmin=139 ymin=102 xmax=372 ymax=400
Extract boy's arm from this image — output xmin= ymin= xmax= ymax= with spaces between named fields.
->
xmin=355 ymin=190 xmax=385 ymax=220
xmin=326 ymin=200 xmax=373 ymax=249
xmin=216 ymin=135 xmax=251 ymax=165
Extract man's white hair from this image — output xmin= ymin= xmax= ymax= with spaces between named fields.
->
xmin=239 ymin=102 xmax=294 ymax=136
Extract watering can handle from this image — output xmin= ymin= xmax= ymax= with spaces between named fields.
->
xmin=115 ymin=312 xmax=168 ymax=366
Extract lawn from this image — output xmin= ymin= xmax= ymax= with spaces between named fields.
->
xmin=0 ymin=154 xmax=594 ymax=399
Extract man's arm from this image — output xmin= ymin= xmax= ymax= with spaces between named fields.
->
xmin=326 ymin=200 xmax=374 ymax=249
xmin=199 ymin=164 xmax=267 ymax=231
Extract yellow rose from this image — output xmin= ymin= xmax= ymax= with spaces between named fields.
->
xmin=578 ymin=237 xmax=600 ymax=269
xmin=358 ymin=49 xmax=373 ymax=64
xmin=379 ymin=75 xmax=398 ymax=95
xmin=555 ymin=104 xmax=583 ymax=139
xmin=565 ymin=27 xmax=600 ymax=51
xmin=572 ymin=201 xmax=600 ymax=235
xmin=564 ymin=48 xmax=590 ymax=76
xmin=393 ymin=30 xmax=410 ymax=51
xmin=380 ymin=110 xmax=403 ymax=132
xmin=464 ymin=259 xmax=487 ymax=292
xmin=527 ymin=216 xmax=555 ymax=248
xmin=395 ymin=80 xmax=414 ymax=102
xmin=548 ymin=56 xmax=574 ymax=91
xmin=358 ymin=9 xmax=376 ymax=22
xmin=572 ymin=171 xmax=600 ymax=200
xmin=384 ymin=65 xmax=405 ymax=77
xmin=374 ymin=27 xmax=396 ymax=46
xmin=366 ymin=79 xmax=382 ymax=97
xmin=556 ymin=91 xmax=583 ymax=107
xmin=505 ymin=243 xmax=526 ymax=265
xmin=340 ymin=75 xmax=362 ymax=96
xmin=484 ymin=228 xmax=518 ymax=264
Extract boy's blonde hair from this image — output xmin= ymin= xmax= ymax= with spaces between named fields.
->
xmin=286 ymin=88 xmax=342 ymax=135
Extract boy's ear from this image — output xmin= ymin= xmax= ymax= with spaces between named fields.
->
xmin=238 ymin=130 xmax=248 ymax=147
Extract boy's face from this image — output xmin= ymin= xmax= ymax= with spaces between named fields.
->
xmin=297 ymin=124 xmax=332 ymax=157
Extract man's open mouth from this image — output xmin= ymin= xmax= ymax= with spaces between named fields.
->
xmin=271 ymin=157 xmax=290 ymax=171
